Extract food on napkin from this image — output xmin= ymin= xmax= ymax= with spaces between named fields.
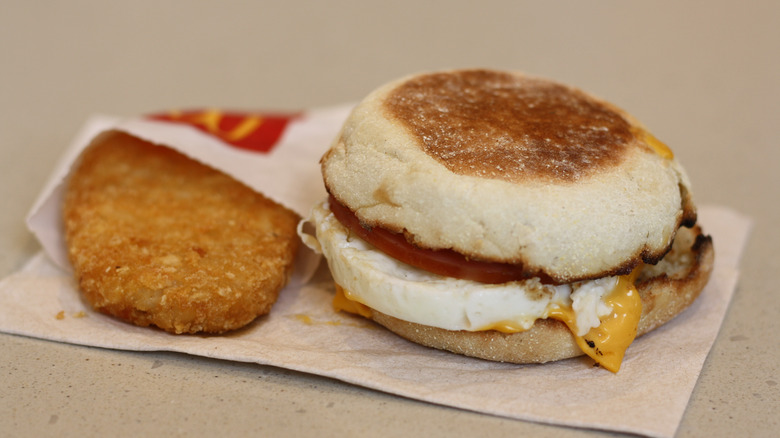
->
xmin=63 ymin=131 xmax=300 ymax=334
xmin=301 ymin=69 xmax=714 ymax=372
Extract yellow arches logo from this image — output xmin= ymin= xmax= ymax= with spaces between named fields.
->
xmin=149 ymin=109 xmax=300 ymax=153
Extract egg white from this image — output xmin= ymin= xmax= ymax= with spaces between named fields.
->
xmin=300 ymin=199 xmax=617 ymax=335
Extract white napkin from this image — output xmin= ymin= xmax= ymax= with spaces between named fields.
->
xmin=0 ymin=108 xmax=752 ymax=437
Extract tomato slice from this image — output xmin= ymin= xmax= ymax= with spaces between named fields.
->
xmin=327 ymin=195 xmax=546 ymax=284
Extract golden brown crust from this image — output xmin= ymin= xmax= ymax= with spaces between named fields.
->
xmin=363 ymin=225 xmax=713 ymax=364
xmin=384 ymin=69 xmax=634 ymax=183
xmin=64 ymin=132 xmax=300 ymax=334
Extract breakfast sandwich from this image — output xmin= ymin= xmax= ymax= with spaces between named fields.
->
xmin=302 ymin=69 xmax=714 ymax=372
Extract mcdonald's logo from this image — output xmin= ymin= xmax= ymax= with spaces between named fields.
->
xmin=148 ymin=109 xmax=300 ymax=153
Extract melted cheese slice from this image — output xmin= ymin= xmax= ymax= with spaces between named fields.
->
xmin=302 ymin=200 xmax=644 ymax=372
xmin=333 ymin=284 xmax=372 ymax=319
xmin=548 ymin=267 xmax=642 ymax=372
xmin=634 ymin=127 xmax=674 ymax=160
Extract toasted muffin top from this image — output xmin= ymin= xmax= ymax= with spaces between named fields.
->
xmin=384 ymin=70 xmax=634 ymax=183
xmin=322 ymin=69 xmax=696 ymax=282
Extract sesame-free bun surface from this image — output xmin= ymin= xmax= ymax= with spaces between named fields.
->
xmin=366 ymin=225 xmax=714 ymax=365
xmin=322 ymin=69 xmax=696 ymax=283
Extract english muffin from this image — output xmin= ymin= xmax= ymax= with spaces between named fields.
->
xmin=303 ymin=69 xmax=713 ymax=372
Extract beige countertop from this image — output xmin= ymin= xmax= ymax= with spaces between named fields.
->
xmin=1 ymin=1 xmax=777 ymax=437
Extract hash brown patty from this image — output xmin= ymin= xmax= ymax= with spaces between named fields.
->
xmin=63 ymin=131 xmax=300 ymax=334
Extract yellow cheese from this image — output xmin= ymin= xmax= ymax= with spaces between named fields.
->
xmin=634 ymin=127 xmax=674 ymax=159
xmin=333 ymin=268 xmax=643 ymax=373
xmin=333 ymin=284 xmax=373 ymax=319
xmin=548 ymin=267 xmax=642 ymax=372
